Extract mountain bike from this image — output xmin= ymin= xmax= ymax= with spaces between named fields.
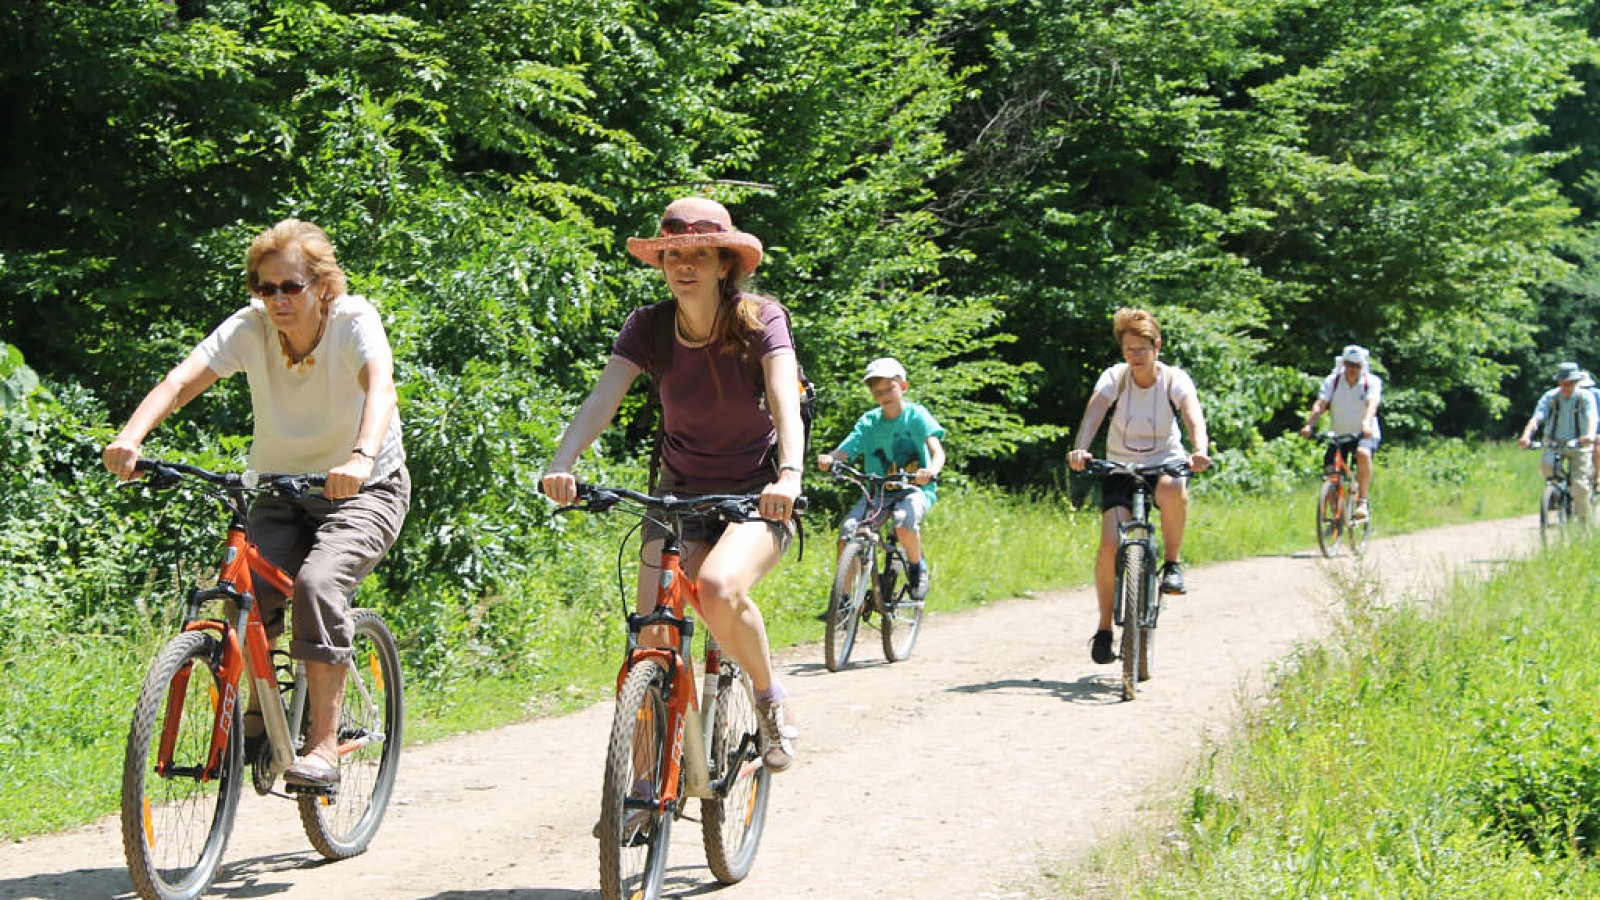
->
xmin=1313 ymin=431 xmax=1371 ymax=557
xmin=557 ymin=483 xmax=803 ymax=900
xmin=119 ymin=459 xmax=403 ymax=900
xmin=1082 ymin=459 xmax=1190 ymax=702
xmin=820 ymin=460 xmax=929 ymax=671
xmin=1529 ymin=440 xmax=1586 ymax=542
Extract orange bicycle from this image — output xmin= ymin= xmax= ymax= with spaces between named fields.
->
xmin=557 ymin=483 xmax=802 ymax=900
xmin=1313 ymin=431 xmax=1370 ymax=557
xmin=118 ymin=459 xmax=403 ymax=900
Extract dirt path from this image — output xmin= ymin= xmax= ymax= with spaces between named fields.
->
xmin=0 ymin=517 xmax=1538 ymax=900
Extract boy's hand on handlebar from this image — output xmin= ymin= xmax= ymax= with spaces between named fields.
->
xmin=1518 ymin=435 xmax=1532 ymax=449
xmin=540 ymin=470 xmax=579 ymax=506
xmin=912 ymin=467 xmax=934 ymax=485
xmin=1189 ymin=451 xmax=1212 ymax=473
xmin=1298 ymin=423 xmax=1313 ymax=439
xmin=1067 ymin=448 xmax=1092 ymax=471
xmin=815 ymin=453 xmax=835 ymax=471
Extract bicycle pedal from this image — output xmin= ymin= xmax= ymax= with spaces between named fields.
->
xmin=284 ymin=781 xmax=339 ymax=800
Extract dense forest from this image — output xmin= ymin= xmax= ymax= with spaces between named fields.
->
xmin=4 ymin=0 xmax=1600 ymax=673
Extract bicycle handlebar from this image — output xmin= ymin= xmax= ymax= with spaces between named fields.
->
xmin=824 ymin=459 xmax=936 ymax=492
xmin=1080 ymin=459 xmax=1193 ymax=480
xmin=1312 ymin=431 xmax=1363 ymax=444
xmin=1528 ymin=439 xmax=1588 ymax=449
xmin=559 ymin=482 xmax=808 ymax=520
xmin=131 ymin=458 xmax=328 ymax=497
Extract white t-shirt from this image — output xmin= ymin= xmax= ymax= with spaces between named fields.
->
xmin=196 ymin=295 xmax=404 ymax=480
xmin=1092 ymin=362 xmax=1197 ymax=465
xmin=1316 ymin=369 xmax=1383 ymax=439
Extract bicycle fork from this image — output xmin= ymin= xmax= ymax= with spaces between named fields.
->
xmin=1114 ymin=524 xmax=1160 ymax=630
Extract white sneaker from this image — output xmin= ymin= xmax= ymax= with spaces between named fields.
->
xmin=1352 ymin=500 xmax=1370 ymax=522
xmin=756 ymin=700 xmax=798 ymax=772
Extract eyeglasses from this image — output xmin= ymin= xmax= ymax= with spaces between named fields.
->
xmin=659 ymin=218 xmax=727 ymax=236
xmin=251 ymin=276 xmax=317 ymax=299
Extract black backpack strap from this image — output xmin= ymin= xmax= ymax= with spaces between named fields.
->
xmin=642 ymin=300 xmax=677 ymax=494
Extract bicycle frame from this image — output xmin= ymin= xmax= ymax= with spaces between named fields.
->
xmin=162 ymin=507 xmax=300 ymax=782
xmin=614 ymin=511 xmax=750 ymax=818
xmin=144 ymin=463 xmax=383 ymax=786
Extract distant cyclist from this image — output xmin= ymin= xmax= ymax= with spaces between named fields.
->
xmin=1067 ymin=308 xmax=1211 ymax=666
xmin=1518 ymin=361 xmax=1596 ymax=523
xmin=1582 ymin=370 xmax=1600 ymax=492
xmin=1299 ymin=344 xmax=1383 ymax=523
xmin=816 ymin=356 xmax=946 ymax=602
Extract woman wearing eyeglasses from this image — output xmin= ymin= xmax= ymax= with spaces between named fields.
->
xmin=1066 ymin=307 xmax=1211 ymax=667
xmin=542 ymin=196 xmax=803 ymax=772
xmin=102 ymin=218 xmax=410 ymax=790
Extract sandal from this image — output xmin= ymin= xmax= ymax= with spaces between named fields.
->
xmin=285 ymin=751 xmax=341 ymax=789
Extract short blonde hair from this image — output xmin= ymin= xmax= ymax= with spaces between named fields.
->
xmin=1112 ymin=307 xmax=1161 ymax=347
xmin=246 ymin=219 xmax=348 ymax=298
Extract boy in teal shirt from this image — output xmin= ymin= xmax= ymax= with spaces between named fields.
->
xmin=816 ymin=357 xmax=947 ymax=600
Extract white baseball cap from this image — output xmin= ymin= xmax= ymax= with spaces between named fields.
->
xmin=862 ymin=357 xmax=908 ymax=383
xmin=1340 ymin=344 xmax=1369 ymax=365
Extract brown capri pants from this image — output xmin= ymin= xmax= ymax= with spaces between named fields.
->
xmin=249 ymin=465 xmax=411 ymax=665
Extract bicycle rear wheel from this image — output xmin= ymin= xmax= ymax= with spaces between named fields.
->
xmin=121 ymin=631 xmax=243 ymax=900
xmin=298 ymin=610 xmax=403 ymax=859
xmin=1316 ymin=480 xmax=1344 ymax=557
xmin=702 ymin=662 xmax=770 ymax=883
xmin=600 ymin=658 xmax=672 ymax=900
xmin=880 ymin=553 xmax=925 ymax=662
xmin=1117 ymin=543 xmax=1147 ymax=701
xmin=824 ymin=539 xmax=870 ymax=672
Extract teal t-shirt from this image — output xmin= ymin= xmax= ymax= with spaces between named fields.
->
xmin=837 ymin=401 xmax=946 ymax=504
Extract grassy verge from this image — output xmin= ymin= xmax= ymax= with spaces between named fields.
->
xmin=0 ymin=440 xmax=1544 ymax=838
xmin=1060 ymin=463 xmax=1600 ymax=896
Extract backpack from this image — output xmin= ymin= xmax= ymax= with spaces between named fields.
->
xmin=634 ymin=298 xmax=817 ymax=493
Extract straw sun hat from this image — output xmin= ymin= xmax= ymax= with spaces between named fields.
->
xmin=626 ymin=197 xmax=764 ymax=275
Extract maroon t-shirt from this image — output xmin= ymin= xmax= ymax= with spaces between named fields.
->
xmin=613 ymin=300 xmax=795 ymax=489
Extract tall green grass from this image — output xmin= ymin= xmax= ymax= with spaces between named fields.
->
xmin=0 ymin=441 xmax=1545 ymax=838
xmin=1065 ymin=475 xmax=1600 ymax=897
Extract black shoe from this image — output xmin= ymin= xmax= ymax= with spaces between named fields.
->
xmin=1160 ymin=561 xmax=1187 ymax=595
xmin=1089 ymin=629 xmax=1116 ymax=664
xmin=909 ymin=561 xmax=930 ymax=602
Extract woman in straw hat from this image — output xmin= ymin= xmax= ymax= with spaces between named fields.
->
xmin=542 ymin=197 xmax=802 ymax=772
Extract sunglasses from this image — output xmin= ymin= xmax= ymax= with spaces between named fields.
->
xmin=659 ymin=218 xmax=727 ymax=236
xmin=251 ymin=276 xmax=317 ymax=298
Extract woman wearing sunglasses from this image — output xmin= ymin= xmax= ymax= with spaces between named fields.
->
xmin=102 ymin=218 xmax=410 ymax=790
xmin=542 ymin=196 xmax=803 ymax=772
xmin=1066 ymin=307 xmax=1211 ymax=667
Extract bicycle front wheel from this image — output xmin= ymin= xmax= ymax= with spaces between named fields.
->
xmin=600 ymin=658 xmax=672 ymax=900
xmin=1540 ymin=484 xmax=1568 ymax=543
xmin=880 ymin=554 xmax=925 ymax=662
xmin=298 ymin=610 xmax=404 ymax=859
xmin=1316 ymin=480 xmax=1344 ymax=557
xmin=824 ymin=539 xmax=870 ymax=672
xmin=121 ymin=631 xmax=243 ymax=900
xmin=1137 ymin=556 xmax=1156 ymax=683
xmin=702 ymin=662 xmax=771 ymax=883
xmin=1347 ymin=494 xmax=1372 ymax=556
xmin=1118 ymin=542 xmax=1147 ymax=701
